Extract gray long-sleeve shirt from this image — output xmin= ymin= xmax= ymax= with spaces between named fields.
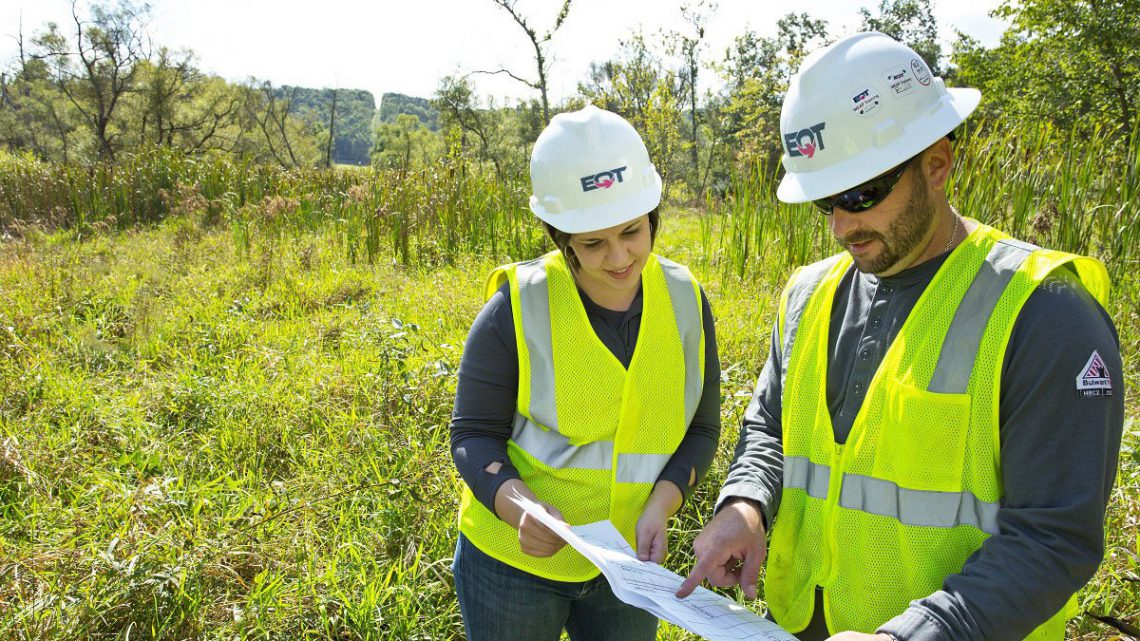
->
xmin=718 ymin=249 xmax=1124 ymax=641
xmin=452 ymin=280 xmax=721 ymax=518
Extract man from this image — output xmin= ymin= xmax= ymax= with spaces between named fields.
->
xmin=676 ymin=32 xmax=1124 ymax=641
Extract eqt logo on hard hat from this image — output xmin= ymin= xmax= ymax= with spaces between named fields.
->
xmin=784 ymin=123 xmax=827 ymax=159
xmin=580 ymin=166 xmax=628 ymax=192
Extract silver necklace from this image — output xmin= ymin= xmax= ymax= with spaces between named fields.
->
xmin=943 ymin=214 xmax=961 ymax=254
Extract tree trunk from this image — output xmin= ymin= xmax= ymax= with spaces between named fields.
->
xmin=326 ymin=88 xmax=339 ymax=167
xmin=1108 ymin=59 xmax=1134 ymax=140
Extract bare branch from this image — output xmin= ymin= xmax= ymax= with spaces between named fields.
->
xmin=487 ymin=0 xmax=573 ymax=123
xmin=466 ymin=68 xmax=540 ymax=90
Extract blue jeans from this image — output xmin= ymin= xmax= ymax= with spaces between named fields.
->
xmin=452 ymin=533 xmax=658 ymax=641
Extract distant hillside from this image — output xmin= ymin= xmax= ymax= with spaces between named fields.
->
xmin=276 ymin=87 xmax=376 ymax=166
xmin=379 ymin=93 xmax=439 ymax=131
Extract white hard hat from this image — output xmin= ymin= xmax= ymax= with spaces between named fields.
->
xmin=529 ymin=105 xmax=662 ymax=233
xmin=776 ymin=32 xmax=981 ymax=203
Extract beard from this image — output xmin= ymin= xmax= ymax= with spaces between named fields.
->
xmin=841 ymin=171 xmax=937 ymax=275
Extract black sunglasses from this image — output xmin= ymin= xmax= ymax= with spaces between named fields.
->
xmin=813 ymin=157 xmax=914 ymax=215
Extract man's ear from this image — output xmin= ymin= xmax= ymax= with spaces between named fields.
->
xmin=922 ymin=137 xmax=954 ymax=191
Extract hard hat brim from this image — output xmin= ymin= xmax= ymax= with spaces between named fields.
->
xmin=777 ymin=87 xmax=982 ymax=204
xmin=529 ymin=173 xmax=663 ymax=234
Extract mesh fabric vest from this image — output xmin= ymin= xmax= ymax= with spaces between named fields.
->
xmin=458 ymin=251 xmax=705 ymax=581
xmin=767 ymin=223 xmax=1110 ymax=638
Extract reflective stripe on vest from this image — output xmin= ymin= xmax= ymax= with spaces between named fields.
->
xmin=929 ymin=237 xmax=1038 ymax=393
xmin=784 ymin=456 xmax=999 ymax=534
xmin=510 ymin=413 xmax=672 ymax=483
xmin=658 ymin=256 xmax=705 ymax=418
xmin=515 ymin=259 xmax=558 ymax=428
xmin=779 ymin=255 xmax=846 ymax=368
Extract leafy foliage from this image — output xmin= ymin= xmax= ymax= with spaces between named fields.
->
xmin=378 ymin=93 xmax=439 ymax=131
xmin=953 ymin=0 xmax=1140 ymax=140
xmin=716 ymin=14 xmax=828 ymax=166
xmin=859 ymin=0 xmax=943 ymax=75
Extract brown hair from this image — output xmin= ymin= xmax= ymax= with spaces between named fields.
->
xmin=543 ymin=208 xmax=660 ymax=271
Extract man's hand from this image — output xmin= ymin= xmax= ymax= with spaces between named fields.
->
xmin=493 ymin=478 xmax=568 ymax=557
xmin=675 ymin=497 xmax=766 ymax=599
xmin=636 ymin=481 xmax=683 ymax=564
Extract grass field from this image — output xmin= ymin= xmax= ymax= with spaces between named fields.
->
xmin=0 ymin=200 xmax=1137 ymax=639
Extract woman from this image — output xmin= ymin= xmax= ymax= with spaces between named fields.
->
xmin=449 ymin=105 xmax=721 ymax=641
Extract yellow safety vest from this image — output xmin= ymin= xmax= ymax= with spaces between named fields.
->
xmin=458 ymin=250 xmax=706 ymax=581
xmin=767 ymin=222 xmax=1110 ymax=638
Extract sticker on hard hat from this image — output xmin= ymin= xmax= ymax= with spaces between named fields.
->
xmin=884 ymin=67 xmax=915 ymax=96
xmin=580 ymin=166 xmax=628 ymax=192
xmin=850 ymin=88 xmax=881 ymax=118
xmin=784 ymin=123 xmax=826 ymax=159
xmin=910 ymin=59 xmax=932 ymax=86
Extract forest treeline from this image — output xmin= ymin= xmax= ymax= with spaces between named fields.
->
xmin=2 ymin=0 xmax=1138 ymax=202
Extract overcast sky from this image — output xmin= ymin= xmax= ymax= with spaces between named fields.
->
xmin=0 ymin=0 xmax=1008 ymax=105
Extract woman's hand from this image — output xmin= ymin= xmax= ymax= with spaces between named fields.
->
xmin=493 ymin=478 xmax=568 ymax=557
xmin=636 ymin=481 xmax=683 ymax=564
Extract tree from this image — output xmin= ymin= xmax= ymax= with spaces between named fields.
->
xmin=280 ymin=87 xmax=377 ymax=165
xmin=323 ymin=88 xmax=337 ymax=167
xmin=35 ymin=0 xmax=151 ymax=161
xmin=718 ymin=13 xmax=829 ymax=163
xmin=859 ymin=0 xmax=943 ymax=75
xmin=130 ymin=47 xmax=244 ymax=153
xmin=175 ymin=76 xmax=246 ymax=154
xmin=434 ymin=74 xmax=505 ymax=177
xmin=484 ymin=0 xmax=572 ymax=124
xmin=378 ymin=93 xmax=438 ymax=130
xmin=642 ymin=77 xmax=685 ymax=198
xmin=578 ymin=32 xmax=663 ymax=128
xmin=953 ymin=0 xmax=1139 ymax=139
xmin=0 ymin=21 xmax=84 ymax=161
xmin=669 ymin=0 xmax=716 ymax=193
xmin=237 ymin=80 xmax=322 ymax=167
xmin=373 ymin=113 xmax=441 ymax=169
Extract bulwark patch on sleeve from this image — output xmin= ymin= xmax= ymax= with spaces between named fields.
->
xmin=1076 ymin=350 xmax=1113 ymax=398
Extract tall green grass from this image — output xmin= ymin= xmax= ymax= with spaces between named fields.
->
xmin=952 ymin=121 xmax=1140 ymax=277
xmin=699 ymin=121 xmax=1140 ymax=283
xmin=0 ymin=148 xmax=544 ymax=268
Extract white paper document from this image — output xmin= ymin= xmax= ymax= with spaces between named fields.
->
xmin=510 ymin=494 xmax=798 ymax=641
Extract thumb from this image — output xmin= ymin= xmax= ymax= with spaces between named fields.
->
xmin=650 ymin=529 xmax=667 ymax=564
xmin=542 ymin=502 xmax=565 ymax=522
xmin=637 ymin=530 xmax=651 ymax=561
